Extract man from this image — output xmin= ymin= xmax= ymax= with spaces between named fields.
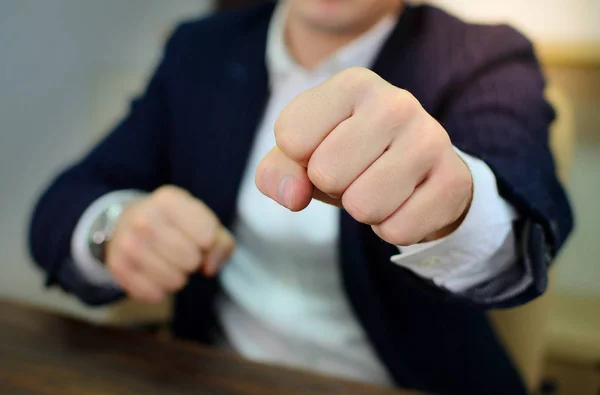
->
xmin=29 ymin=0 xmax=572 ymax=394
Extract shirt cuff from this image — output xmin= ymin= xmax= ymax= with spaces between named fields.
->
xmin=390 ymin=148 xmax=519 ymax=292
xmin=70 ymin=189 xmax=147 ymax=289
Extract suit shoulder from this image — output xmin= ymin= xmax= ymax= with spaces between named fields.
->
xmin=414 ymin=5 xmax=535 ymax=59
xmin=394 ymin=6 xmax=545 ymax=118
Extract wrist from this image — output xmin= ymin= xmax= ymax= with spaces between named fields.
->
xmin=88 ymin=198 xmax=144 ymax=263
xmin=88 ymin=203 xmax=124 ymax=263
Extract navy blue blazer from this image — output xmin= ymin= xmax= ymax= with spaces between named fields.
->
xmin=30 ymin=3 xmax=573 ymax=394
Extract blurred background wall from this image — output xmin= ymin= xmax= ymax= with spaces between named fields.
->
xmin=412 ymin=0 xmax=600 ymax=43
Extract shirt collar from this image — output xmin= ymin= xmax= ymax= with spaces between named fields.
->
xmin=267 ymin=3 xmax=398 ymax=88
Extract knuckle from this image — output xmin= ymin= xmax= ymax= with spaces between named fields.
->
xmin=198 ymin=218 xmax=219 ymax=248
xmin=156 ymin=184 xmax=183 ymax=198
xmin=335 ymin=67 xmax=374 ymax=92
xmin=342 ymin=192 xmax=380 ymax=225
xmin=119 ymin=233 xmax=142 ymax=262
xmin=367 ymin=90 xmax=415 ymax=132
xmin=387 ymin=89 xmax=421 ymax=123
xmin=180 ymin=254 xmax=201 ymax=274
xmin=398 ymin=89 xmax=421 ymax=113
xmin=376 ymin=222 xmax=420 ymax=246
xmin=153 ymin=185 xmax=185 ymax=208
xmin=130 ymin=214 xmax=154 ymax=238
xmin=421 ymin=119 xmax=449 ymax=152
xmin=307 ymin=164 xmax=341 ymax=195
xmin=274 ymin=112 xmax=303 ymax=160
xmin=184 ymin=248 xmax=202 ymax=272
xmin=107 ymin=258 xmax=130 ymax=285
xmin=414 ymin=123 xmax=448 ymax=166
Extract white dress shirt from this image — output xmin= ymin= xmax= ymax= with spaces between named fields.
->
xmin=70 ymin=4 xmax=518 ymax=386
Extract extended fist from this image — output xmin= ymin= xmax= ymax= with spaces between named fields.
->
xmin=106 ymin=186 xmax=234 ymax=303
xmin=256 ymin=67 xmax=473 ymax=246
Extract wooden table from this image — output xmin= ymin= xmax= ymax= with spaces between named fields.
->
xmin=0 ymin=299 xmax=422 ymax=395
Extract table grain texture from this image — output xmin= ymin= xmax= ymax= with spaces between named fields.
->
xmin=0 ymin=299 xmax=424 ymax=395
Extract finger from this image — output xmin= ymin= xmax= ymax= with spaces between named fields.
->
xmin=126 ymin=274 xmax=166 ymax=304
xmin=109 ymin=252 xmax=165 ymax=304
xmin=341 ymin=123 xmax=441 ymax=225
xmin=255 ymin=147 xmax=314 ymax=211
xmin=371 ymin=155 xmax=471 ymax=246
xmin=107 ymin=255 xmax=139 ymax=292
xmin=151 ymin=223 xmax=203 ymax=273
xmin=153 ymin=187 xmax=220 ymax=249
xmin=202 ymin=227 xmax=236 ymax=277
xmin=275 ymin=68 xmax=382 ymax=166
xmin=136 ymin=248 xmax=188 ymax=293
xmin=116 ymin=230 xmax=188 ymax=292
xmin=306 ymin=114 xmax=393 ymax=197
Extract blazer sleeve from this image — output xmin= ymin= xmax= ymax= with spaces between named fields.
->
xmin=437 ymin=27 xmax=574 ymax=308
xmin=28 ymin=26 xmax=185 ymax=306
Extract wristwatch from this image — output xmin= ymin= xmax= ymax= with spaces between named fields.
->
xmin=87 ymin=202 xmax=125 ymax=263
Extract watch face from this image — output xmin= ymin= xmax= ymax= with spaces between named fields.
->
xmin=106 ymin=204 xmax=124 ymax=220
xmin=89 ymin=237 xmax=107 ymax=263
xmin=88 ymin=204 xmax=123 ymax=263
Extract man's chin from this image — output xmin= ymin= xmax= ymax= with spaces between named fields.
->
xmin=290 ymin=1 xmax=355 ymax=32
xmin=297 ymin=10 xmax=361 ymax=35
xmin=303 ymin=18 xmax=354 ymax=34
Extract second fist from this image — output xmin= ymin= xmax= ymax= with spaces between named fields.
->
xmin=106 ymin=186 xmax=235 ymax=304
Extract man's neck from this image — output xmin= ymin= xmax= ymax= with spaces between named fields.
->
xmin=285 ymin=5 xmax=403 ymax=70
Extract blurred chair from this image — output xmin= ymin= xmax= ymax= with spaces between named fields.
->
xmin=488 ymin=83 xmax=575 ymax=392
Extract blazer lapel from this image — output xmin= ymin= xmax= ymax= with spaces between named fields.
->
xmin=200 ymin=7 xmax=274 ymax=227
xmin=174 ymin=4 xmax=274 ymax=342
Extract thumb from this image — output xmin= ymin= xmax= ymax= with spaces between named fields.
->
xmin=255 ymin=147 xmax=313 ymax=211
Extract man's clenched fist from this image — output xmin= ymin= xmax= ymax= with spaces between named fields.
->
xmin=256 ymin=67 xmax=473 ymax=246
xmin=106 ymin=186 xmax=234 ymax=303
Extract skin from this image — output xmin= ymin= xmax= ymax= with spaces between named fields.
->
xmin=107 ymin=186 xmax=235 ymax=304
xmin=285 ymin=0 xmax=404 ymax=68
xmin=255 ymin=67 xmax=473 ymax=246
xmin=107 ymin=0 xmax=473 ymax=304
